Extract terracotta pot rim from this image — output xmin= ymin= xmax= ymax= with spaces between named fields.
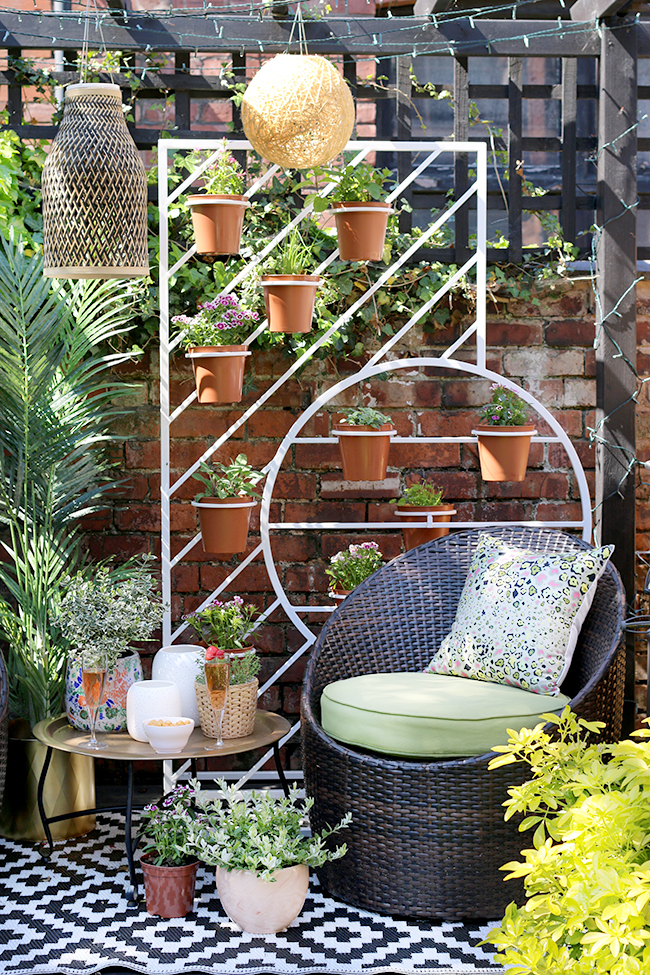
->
xmin=331 ymin=200 xmax=392 ymax=210
xmin=141 ymin=852 xmax=199 ymax=869
xmin=395 ymin=503 xmax=456 ymax=515
xmin=192 ymin=497 xmax=258 ymax=508
xmin=260 ymin=274 xmax=322 ymax=284
xmin=473 ymin=424 xmax=536 ymax=436
xmin=186 ymin=345 xmax=251 ymax=359
xmin=334 ymin=422 xmax=396 ymax=436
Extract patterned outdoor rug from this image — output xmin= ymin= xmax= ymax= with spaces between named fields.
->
xmin=0 ymin=814 xmax=503 ymax=975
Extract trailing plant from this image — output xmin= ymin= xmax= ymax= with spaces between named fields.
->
xmin=340 ymin=407 xmax=392 ymax=429
xmin=186 ymin=140 xmax=246 ymax=196
xmin=184 ymin=594 xmax=258 ymax=649
xmin=398 ymin=479 xmax=445 ymax=506
xmin=326 ymin=541 xmax=384 ymax=592
xmin=172 ymin=294 xmax=258 ymax=349
xmin=192 ymin=454 xmax=264 ymax=500
xmin=479 ymin=383 xmax=528 ymax=426
xmin=139 ymin=783 xmax=201 ymax=868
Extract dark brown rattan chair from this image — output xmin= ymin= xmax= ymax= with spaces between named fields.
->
xmin=301 ymin=526 xmax=626 ymax=921
xmin=0 ymin=651 xmax=8 ymax=806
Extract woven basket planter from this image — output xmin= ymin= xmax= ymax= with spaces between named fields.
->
xmin=195 ymin=678 xmax=258 ymax=739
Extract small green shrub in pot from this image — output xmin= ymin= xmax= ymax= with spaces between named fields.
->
xmin=479 ymin=383 xmax=529 ymax=427
xmin=303 ymin=160 xmax=394 ymax=211
xmin=339 ymin=406 xmax=393 ymax=430
xmin=192 ymin=455 xmax=264 ymax=555
xmin=188 ymin=141 xmax=245 ymax=196
xmin=399 ymin=479 xmax=445 ymax=506
xmin=192 ymin=455 xmax=264 ymax=501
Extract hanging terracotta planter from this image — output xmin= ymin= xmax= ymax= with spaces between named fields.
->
xmin=187 ymin=194 xmax=250 ymax=256
xmin=329 ymin=588 xmax=351 ymax=602
xmin=186 ymin=345 xmax=251 ymax=404
xmin=395 ymin=504 xmax=456 ymax=551
xmin=332 ymin=202 xmax=394 ymax=261
xmin=261 ymin=275 xmax=321 ymax=334
xmin=192 ymin=497 xmax=257 ymax=554
xmin=216 ymin=864 xmax=310 ymax=933
xmin=334 ymin=422 xmax=396 ymax=481
xmin=141 ymin=854 xmax=199 ymax=918
xmin=473 ymin=424 xmax=537 ymax=482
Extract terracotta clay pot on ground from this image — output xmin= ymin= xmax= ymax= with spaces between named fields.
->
xmin=192 ymin=497 xmax=257 ymax=554
xmin=261 ymin=275 xmax=321 ymax=333
xmin=141 ymin=854 xmax=199 ymax=918
xmin=332 ymin=202 xmax=393 ymax=261
xmin=186 ymin=345 xmax=250 ymax=404
xmin=395 ymin=503 xmax=456 ymax=551
xmin=187 ymin=194 xmax=249 ymax=256
xmin=474 ymin=424 xmax=536 ymax=482
xmin=216 ymin=864 xmax=310 ymax=933
xmin=334 ymin=422 xmax=396 ymax=481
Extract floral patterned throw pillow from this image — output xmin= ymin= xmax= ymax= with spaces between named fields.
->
xmin=425 ymin=533 xmax=614 ymax=695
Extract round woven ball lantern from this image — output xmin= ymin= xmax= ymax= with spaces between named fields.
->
xmin=241 ymin=54 xmax=355 ymax=170
xmin=42 ymin=83 xmax=149 ymax=279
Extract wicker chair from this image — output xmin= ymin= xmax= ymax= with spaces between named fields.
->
xmin=0 ymin=651 xmax=8 ymax=807
xmin=301 ymin=526 xmax=626 ymax=921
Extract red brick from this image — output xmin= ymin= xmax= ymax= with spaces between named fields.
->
xmin=284 ymin=501 xmax=366 ymax=524
xmin=536 ymin=502 xmax=585 ymax=523
xmin=114 ymin=505 xmax=161 ymax=532
xmin=302 ymin=413 xmax=330 ymax=438
xmin=126 ymin=440 xmax=160 ymax=470
xmin=113 ymin=349 xmax=151 ymax=376
xmin=320 ymin=475 xmax=401 ymax=499
xmin=285 ymin=565 xmax=329 ymax=592
xmin=295 ymin=443 xmax=342 ymax=470
xmin=171 ymin=409 xmax=245 ymax=439
xmin=359 ymin=379 xmax=419 ymax=408
xmin=487 ymin=321 xmax=543 ymax=346
xmin=442 ymin=380 xmax=492 ymax=408
xmin=112 ymin=410 xmax=159 ymax=439
xmin=243 ymin=379 xmax=309 ymax=410
xmin=417 ymin=410 xmax=475 ymax=438
xmin=171 ymin=564 xmax=199 ymax=592
xmin=283 ymin=687 xmax=301 ymax=714
xmin=545 ymin=319 xmax=595 ymax=347
xmin=638 ymin=318 xmax=650 ymax=344
xmin=78 ymin=508 xmax=112 ymax=531
xmin=480 ymin=472 xmax=569 ymax=501
xmin=82 ymin=535 xmax=151 ymax=561
xmin=475 ymin=501 xmax=532 ymax=521
xmin=198 ymin=565 xmax=231 ymax=591
xmin=248 ymin=410 xmax=300 ymax=438
xmin=253 ymin=627 xmax=285 ymax=654
xmin=390 ymin=443 xmax=460 ymax=468
xmin=232 ymin=564 xmax=272 ymax=592
xmin=412 ymin=381 xmax=443 ymax=408
xmin=269 ymin=535 xmax=319 ymax=562
xmin=111 ymin=474 xmax=150 ymax=501
xmin=273 ymin=473 xmax=317 ymax=500
xmin=258 ymin=687 xmax=280 ymax=710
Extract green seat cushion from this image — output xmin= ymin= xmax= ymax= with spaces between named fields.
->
xmin=320 ymin=672 xmax=571 ymax=759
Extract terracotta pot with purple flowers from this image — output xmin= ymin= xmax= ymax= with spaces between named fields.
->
xmin=325 ymin=542 xmax=384 ymax=601
xmin=139 ymin=784 xmax=200 ymax=918
xmin=186 ymin=140 xmax=250 ymax=256
xmin=172 ymin=294 xmax=258 ymax=404
xmin=473 ymin=384 xmax=536 ymax=482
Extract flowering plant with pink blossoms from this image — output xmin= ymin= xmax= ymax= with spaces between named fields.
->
xmin=184 ymin=594 xmax=259 ymax=649
xmin=325 ymin=541 xmax=384 ymax=592
xmin=478 ymin=383 xmax=528 ymax=426
xmin=190 ymin=139 xmax=245 ymax=196
xmin=172 ymin=294 xmax=258 ymax=349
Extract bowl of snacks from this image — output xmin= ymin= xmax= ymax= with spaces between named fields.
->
xmin=142 ymin=717 xmax=195 ymax=754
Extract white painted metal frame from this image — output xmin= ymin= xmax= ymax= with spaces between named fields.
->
xmin=158 ymin=137 xmax=591 ymax=789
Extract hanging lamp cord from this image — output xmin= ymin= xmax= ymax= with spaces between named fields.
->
xmin=79 ymin=0 xmax=115 ymax=85
xmin=287 ymin=2 xmax=308 ymax=55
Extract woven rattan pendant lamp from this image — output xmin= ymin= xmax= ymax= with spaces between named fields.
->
xmin=42 ymin=83 xmax=149 ymax=279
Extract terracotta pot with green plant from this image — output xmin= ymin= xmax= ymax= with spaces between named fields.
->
xmin=334 ymin=407 xmax=396 ymax=481
xmin=261 ymin=225 xmax=321 ymax=334
xmin=192 ymin=455 xmax=264 ymax=555
xmin=325 ymin=541 xmax=384 ymax=600
xmin=317 ymin=160 xmax=394 ymax=262
xmin=473 ymin=383 xmax=536 ymax=482
xmin=138 ymin=783 xmax=200 ymax=918
xmin=394 ymin=480 xmax=456 ymax=551
xmin=186 ymin=141 xmax=250 ymax=256
xmin=173 ymin=294 xmax=258 ymax=405
xmin=186 ymin=780 xmax=350 ymax=933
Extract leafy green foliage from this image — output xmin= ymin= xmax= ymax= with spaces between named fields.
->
xmin=229 ymin=651 xmax=261 ymax=686
xmin=192 ymin=454 xmax=264 ymax=501
xmin=140 ymin=783 xmax=201 ymax=868
xmin=341 ymin=406 xmax=392 ymax=428
xmin=185 ymin=594 xmax=258 ymax=650
xmin=185 ymin=140 xmax=245 ymax=196
xmin=399 ymin=479 xmax=445 ymax=506
xmin=325 ymin=541 xmax=384 ymax=591
xmin=479 ymin=383 xmax=529 ymax=426
xmin=261 ymin=224 xmax=318 ymax=276
xmin=301 ymin=158 xmax=393 ymax=211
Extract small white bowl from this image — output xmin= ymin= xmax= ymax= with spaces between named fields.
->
xmin=142 ymin=717 xmax=195 ymax=754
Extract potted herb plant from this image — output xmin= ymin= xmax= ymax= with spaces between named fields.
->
xmin=58 ymin=556 xmax=164 ymax=734
xmin=186 ymin=140 xmax=250 ymax=256
xmin=187 ymin=780 xmax=350 ymax=933
xmin=325 ymin=541 xmax=384 ymax=600
xmin=333 ymin=407 xmax=396 ymax=481
xmin=138 ymin=783 xmax=201 ymax=918
xmin=172 ymin=294 xmax=258 ymax=404
xmin=473 ymin=383 xmax=536 ymax=482
xmin=191 ymin=454 xmax=264 ymax=555
xmin=394 ymin=479 xmax=456 ymax=551
xmin=260 ymin=225 xmax=321 ymax=334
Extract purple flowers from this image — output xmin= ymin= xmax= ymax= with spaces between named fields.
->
xmin=172 ymin=293 xmax=259 ymax=349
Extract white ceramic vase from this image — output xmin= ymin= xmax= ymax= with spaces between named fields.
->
xmin=151 ymin=644 xmax=203 ymax=724
xmin=126 ymin=680 xmax=183 ymax=742
xmin=216 ymin=864 xmax=310 ymax=933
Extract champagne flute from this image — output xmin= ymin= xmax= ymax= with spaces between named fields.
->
xmin=81 ymin=648 xmax=108 ymax=749
xmin=204 ymin=648 xmax=230 ymax=749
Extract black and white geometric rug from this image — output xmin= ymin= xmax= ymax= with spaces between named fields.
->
xmin=0 ymin=814 xmax=503 ymax=975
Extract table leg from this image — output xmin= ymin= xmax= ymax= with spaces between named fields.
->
xmin=37 ymin=746 xmax=54 ymax=855
xmin=124 ymin=761 xmax=139 ymax=906
xmin=273 ymin=742 xmax=290 ymax=798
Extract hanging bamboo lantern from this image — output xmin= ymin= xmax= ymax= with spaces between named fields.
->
xmin=241 ymin=54 xmax=355 ymax=170
xmin=42 ymin=83 xmax=149 ymax=279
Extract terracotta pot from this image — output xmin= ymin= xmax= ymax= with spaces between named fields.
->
xmin=396 ymin=503 xmax=456 ymax=551
xmin=334 ymin=422 xmax=396 ymax=481
xmin=332 ymin=201 xmax=393 ymax=261
xmin=261 ymin=275 xmax=321 ymax=334
xmin=216 ymin=864 xmax=310 ymax=933
xmin=141 ymin=853 xmax=199 ymax=918
xmin=187 ymin=194 xmax=249 ymax=256
xmin=192 ymin=497 xmax=257 ymax=554
xmin=474 ymin=423 xmax=536 ymax=482
xmin=186 ymin=345 xmax=250 ymax=404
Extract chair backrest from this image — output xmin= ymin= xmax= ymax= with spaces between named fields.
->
xmin=305 ymin=527 xmax=626 ymax=730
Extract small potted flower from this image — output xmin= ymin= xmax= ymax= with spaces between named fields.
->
xmin=172 ymin=294 xmax=258 ymax=404
xmin=260 ymin=224 xmax=321 ymax=334
xmin=187 ymin=780 xmax=350 ymax=933
xmin=333 ymin=407 xmax=396 ymax=481
xmin=325 ymin=541 xmax=384 ymax=600
xmin=394 ymin=479 xmax=456 ymax=551
xmin=138 ymin=783 xmax=201 ymax=918
xmin=473 ymin=383 xmax=536 ymax=482
xmin=58 ymin=557 xmax=164 ymax=733
xmin=191 ymin=454 xmax=264 ymax=555
xmin=186 ymin=140 xmax=250 ymax=256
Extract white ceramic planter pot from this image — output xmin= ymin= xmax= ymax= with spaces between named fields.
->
xmin=151 ymin=645 xmax=203 ymax=724
xmin=65 ymin=651 xmax=143 ymax=733
xmin=216 ymin=864 xmax=310 ymax=933
xmin=126 ymin=680 xmax=183 ymax=742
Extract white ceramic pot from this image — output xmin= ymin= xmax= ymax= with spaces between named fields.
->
xmin=151 ymin=644 xmax=203 ymax=724
xmin=216 ymin=864 xmax=310 ymax=933
xmin=65 ymin=651 xmax=143 ymax=733
xmin=126 ymin=680 xmax=182 ymax=742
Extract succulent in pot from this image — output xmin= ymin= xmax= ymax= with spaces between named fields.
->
xmin=172 ymin=294 xmax=258 ymax=405
xmin=325 ymin=541 xmax=384 ymax=600
xmin=138 ymin=783 xmax=201 ymax=918
xmin=394 ymin=479 xmax=455 ymax=551
xmin=186 ymin=779 xmax=351 ymax=933
xmin=334 ymin=407 xmax=396 ymax=481
xmin=260 ymin=225 xmax=321 ymax=335
xmin=473 ymin=383 xmax=536 ymax=482
xmin=191 ymin=454 xmax=264 ymax=556
xmin=186 ymin=140 xmax=250 ymax=256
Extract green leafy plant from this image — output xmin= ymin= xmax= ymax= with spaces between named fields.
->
xmin=185 ymin=594 xmax=258 ymax=650
xmin=262 ymin=225 xmax=317 ymax=276
xmin=325 ymin=541 xmax=384 ymax=592
xmin=229 ymin=651 xmax=261 ymax=686
xmin=192 ymin=454 xmax=264 ymax=501
xmin=139 ymin=783 xmax=200 ymax=868
xmin=304 ymin=159 xmax=394 ymax=211
xmin=187 ymin=140 xmax=245 ymax=196
xmin=186 ymin=779 xmax=351 ymax=880
xmin=479 ymin=383 xmax=528 ymax=426
xmin=340 ymin=406 xmax=392 ymax=429
xmin=172 ymin=293 xmax=258 ymax=349
xmin=398 ymin=479 xmax=445 ymax=506
xmin=486 ymin=708 xmax=650 ymax=975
